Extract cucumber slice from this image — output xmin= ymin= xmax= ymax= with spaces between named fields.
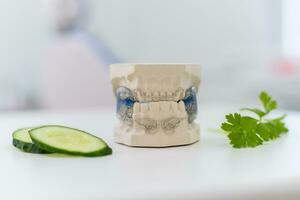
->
xmin=29 ymin=125 xmax=112 ymax=157
xmin=12 ymin=127 xmax=50 ymax=154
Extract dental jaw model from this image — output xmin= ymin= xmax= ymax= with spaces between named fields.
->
xmin=110 ymin=64 xmax=201 ymax=147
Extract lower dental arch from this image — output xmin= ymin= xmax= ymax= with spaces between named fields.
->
xmin=116 ymin=86 xmax=198 ymax=131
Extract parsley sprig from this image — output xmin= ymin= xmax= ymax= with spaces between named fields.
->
xmin=221 ymin=91 xmax=288 ymax=148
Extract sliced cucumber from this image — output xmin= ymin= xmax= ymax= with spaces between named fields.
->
xmin=12 ymin=127 xmax=50 ymax=154
xmin=29 ymin=125 xmax=112 ymax=157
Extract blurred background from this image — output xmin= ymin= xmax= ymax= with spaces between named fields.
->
xmin=0 ymin=0 xmax=299 ymax=111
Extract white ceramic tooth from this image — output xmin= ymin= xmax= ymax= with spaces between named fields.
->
xmin=142 ymin=92 xmax=148 ymax=102
xmin=175 ymin=102 xmax=180 ymax=113
xmin=160 ymin=101 xmax=166 ymax=112
xmin=178 ymin=88 xmax=185 ymax=100
xmin=147 ymin=103 xmax=151 ymax=112
xmin=171 ymin=92 xmax=175 ymax=101
xmin=164 ymin=101 xmax=171 ymax=112
xmin=153 ymin=91 xmax=159 ymax=101
xmin=158 ymin=91 xmax=163 ymax=99
xmin=140 ymin=103 xmax=149 ymax=113
xmin=158 ymin=101 xmax=163 ymax=112
xmin=167 ymin=91 xmax=172 ymax=99
xmin=164 ymin=91 xmax=168 ymax=98
xmin=179 ymin=101 xmax=187 ymax=118
xmin=173 ymin=88 xmax=181 ymax=101
xmin=168 ymin=102 xmax=173 ymax=112
xmin=135 ymin=90 xmax=142 ymax=101
xmin=169 ymin=102 xmax=177 ymax=113
xmin=143 ymin=91 xmax=148 ymax=102
xmin=158 ymin=101 xmax=166 ymax=112
xmin=133 ymin=102 xmax=141 ymax=113
xmin=178 ymin=100 xmax=185 ymax=111
xmin=150 ymin=102 xmax=160 ymax=114
xmin=151 ymin=91 xmax=156 ymax=101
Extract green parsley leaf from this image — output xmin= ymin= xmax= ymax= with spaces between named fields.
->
xmin=259 ymin=91 xmax=277 ymax=114
xmin=220 ymin=91 xmax=288 ymax=148
xmin=267 ymin=115 xmax=288 ymax=136
xmin=221 ymin=113 xmax=241 ymax=132
xmin=256 ymin=122 xmax=278 ymax=141
xmin=240 ymin=108 xmax=265 ymax=118
xmin=222 ymin=114 xmax=262 ymax=148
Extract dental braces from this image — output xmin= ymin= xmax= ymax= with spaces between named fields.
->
xmin=116 ymin=86 xmax=198 ymax=126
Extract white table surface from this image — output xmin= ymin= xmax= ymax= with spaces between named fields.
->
xmin=1 ymin=104 xmax=300 ymax=200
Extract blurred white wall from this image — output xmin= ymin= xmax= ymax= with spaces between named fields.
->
xmin=0 ymin=1 xmax=47 ymax=109
xmin=89 ymin=0 xmax=281 ymax=64
xmin=277 ymin=0 xmax=300 ymax=109
xmin=81 ymin=0 xmax=283 ymax=104
xmin=283 ymin=0 xmax=300 ymax=57
xmin=0 ymin=0 xmax=287 ymax=110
